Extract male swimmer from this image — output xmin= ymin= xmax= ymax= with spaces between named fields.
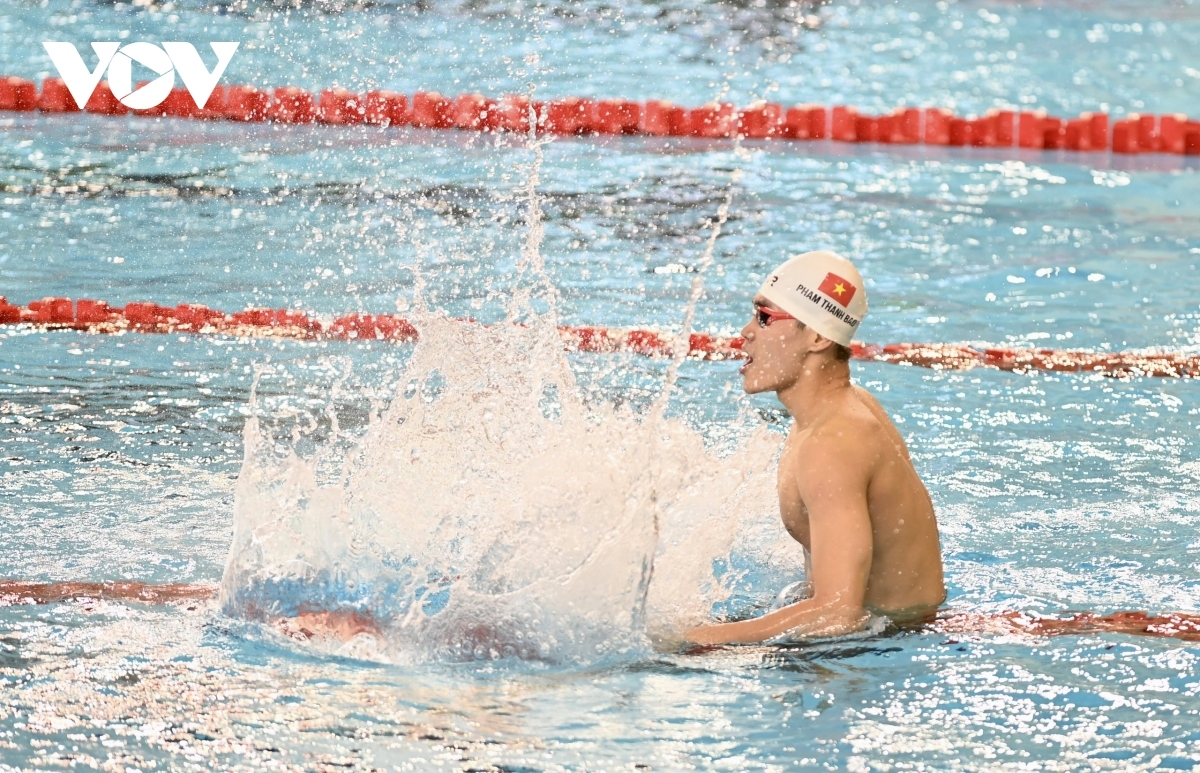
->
xmin=685 ymin=251 xmax=946 ymax=645
xmin=6 ymin=250 xmax=1200 ymax=646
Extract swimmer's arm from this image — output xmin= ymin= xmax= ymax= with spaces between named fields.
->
xmin=685 ymin=431 xmax=874 ymax=645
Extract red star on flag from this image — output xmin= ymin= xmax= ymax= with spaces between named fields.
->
xmin=817 ymin=272 xmax=857 ymax=308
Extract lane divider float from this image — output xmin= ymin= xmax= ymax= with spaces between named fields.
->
xmin=1 ymin=74 xmax=1197 ymax=157
xmin=3 ymin=579 xmax=1200 ymax=643
xmin=3 ymin=295 xmax=1197 ymax=378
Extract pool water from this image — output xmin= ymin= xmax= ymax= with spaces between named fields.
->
xmin=3 ymin=0 xmax=1200 ymax=770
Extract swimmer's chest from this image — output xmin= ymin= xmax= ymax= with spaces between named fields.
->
xmin=777 ymin=429 xmax=812 ymax=549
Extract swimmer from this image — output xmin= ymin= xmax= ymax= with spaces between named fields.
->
xmin=680 ymin=252 xmax=1200 ymax=646
xmin=685 ymin=251 xmax=947 ymax=645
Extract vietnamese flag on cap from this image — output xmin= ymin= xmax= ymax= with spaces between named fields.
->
xmin=817 ymin=272 xmax=857 ymax=307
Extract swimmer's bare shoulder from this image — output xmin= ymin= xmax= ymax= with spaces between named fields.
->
xmin=849 ymin=385 xmax=915 ymax=463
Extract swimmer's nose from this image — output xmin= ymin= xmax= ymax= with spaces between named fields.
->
xmin=741 ymin=318 xmax=756 ymax=339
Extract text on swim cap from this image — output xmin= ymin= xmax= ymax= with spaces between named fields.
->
xmin=795 ymin=282 xmax=861 ymax=329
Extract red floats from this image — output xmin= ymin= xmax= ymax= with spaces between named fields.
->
xmin=195 ymin=86 xmax=228 ymax=120
xmin=38 ymin=77 xmax=80 ymax=113
xmin=158 ymin=88 xmax=200 ymax=118
xmin=736 ymin=102 xmax=781 ymax=139
xmin=123 ymin=302 xmax=174 ymax=327
xmin=493 ymin=94 xmax=531 ymax=133
xmin=27 ymin=297 xmax=74 ymax=324
xmin=223 ymin=85 xmax=269 ymax=122
xmin=0 ymin=76 xmax=38 ymax=111
xmin=1065 ymin=118 xmax=1090 ymax=151
xmin=831 ymin=105 xmax=858 ymax=142
xmin=690 ymin=102 xmax=735 ymax=138
xmin=854 ymin=115 xmax=880 ymax=143
xmin=782 ymin=105 xmax=827 ymax=140
xmin=1043 ymin=117 xmax=1066 ymax=149
xmin=543 ymin=97 xmax=591 ymax=134
xmin=0 ymin=298 xmax=20 ymax=324
xmin=1112 ymin=119 xmax=1138 ymax=153
xmin=948 ymin=117 xmax=971 ymax=146
xmin=897 ymin=108 xmax=921 ymax=144
xmin=924 ymin=108 xmax=951 ymax=145
xmin=327 ymin=314 xmax=419 ymax=341
xmin=76 ymin=299 xmax=118 ymax=324
xmin=363 ymin=91 xmax=407 ymax=126
xmin=410 ymin=91 xmax=451 ymax=129
xmin=1089 ymin=112 xmax=1109 ymax=150
xmin=84 ymin=82 xmax=128 ymax=116
xmin=640 ymin=99 xmax=673 ymax=136
xmin=172 ymin=304 xmax=225 ymax=329
xmin=318 ymin=88 xmax=365 ymax=125
xmin=994 ymin=110 xmax=1016 ymax=147
xmin=8 ymin=73 xmax=1194 ymax=160
xmin=593 ymin=99 xmax=641 ymax=135
xmin=451 ymin=93 xmax=490 ymax=130
xmin=1185 ymin=123 xmax=1200 ymax=156
xmin=1060 ymin=112 xmax=1109 ymax=152
xmin=875 ymin=114 xmax=898 ymax=143
xmin=665 ymin=104 xmax=691 ymax=136
xmin=562 ymin=326 xmax=618 ymax=354
xmin=687 ymin=332 xmax=719 ymax=357
xmin=5 ymin=292 xmax=1200 ymax=379
xmin=269 ymin=87 xmax=317 ymax=124
xmin=969 ymin=113 xmax=996 ymax=147
xmin=623 ymin=329 xmax=668 ymax=356
xmin=1136 ymin=113 xmax=1158 ymax=152
xmin=1018 ymin=111 xmax=1045 ymax=149
xmin=781 ymin=105 xmax=809 ymax=139
xmin=230 ymin=308 xmax=321 ymax=333
xmin=1158 ymin=113 xmax=1188 ymax=155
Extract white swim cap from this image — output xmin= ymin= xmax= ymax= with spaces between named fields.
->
xmin=758 ymin=250 xmax=867 ymax=347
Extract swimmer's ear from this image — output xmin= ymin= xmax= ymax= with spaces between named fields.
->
xmin=810 ymin=333 xmax=838 ymax=354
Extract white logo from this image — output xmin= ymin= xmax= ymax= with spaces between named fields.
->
xmin=42 ymin=41 xmax=240 ymax=110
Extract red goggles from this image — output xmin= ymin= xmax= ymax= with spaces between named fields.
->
xmin=754 ymin=304 xmax=797 ymax=328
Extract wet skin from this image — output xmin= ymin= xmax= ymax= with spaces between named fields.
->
xmin=684 ymin=297 xmax=946 ymax=645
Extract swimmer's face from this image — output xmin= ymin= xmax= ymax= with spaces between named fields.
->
xmin=739 ymin=295 xmax=817 ymax=394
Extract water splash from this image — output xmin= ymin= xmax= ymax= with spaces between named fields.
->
xmin=220 ymin=140 xmax=803 ymax=668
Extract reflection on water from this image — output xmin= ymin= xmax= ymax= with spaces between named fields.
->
xmin=5 ymin=600 xmax=1200 ymax=770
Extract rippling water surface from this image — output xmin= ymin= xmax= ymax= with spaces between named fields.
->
xmin=3 ymin=0 xmax=1200 ymax=770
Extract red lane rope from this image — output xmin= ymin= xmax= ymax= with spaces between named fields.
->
xmin=932 ymin=609 xmax=1200 ymax=642
xmin=2 ymin=75 xmax=1197 ymax=157
xmin=3 ymin=294 xmax=1197 ymax=378
xmin=4 ymin=579 xmax=1200 ymax=644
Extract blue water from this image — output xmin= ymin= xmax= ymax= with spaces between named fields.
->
xmin=3 ymin=0 xmax=1200 ymax=770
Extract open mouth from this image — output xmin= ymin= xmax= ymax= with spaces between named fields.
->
xmin=739 ymin=355 xmax=753 ymax=375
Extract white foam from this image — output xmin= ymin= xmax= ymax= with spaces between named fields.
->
xmin=219 ymin=143 xmax=806 ymax=666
